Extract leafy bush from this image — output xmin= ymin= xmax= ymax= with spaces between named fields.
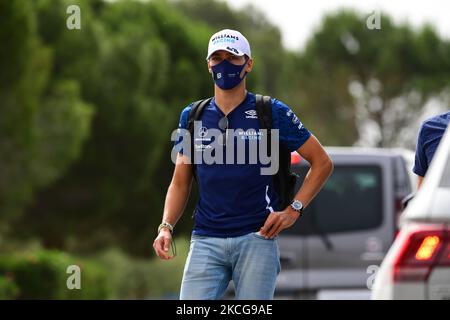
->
xmin=0 ymin=239 xmax=190 ymax=300
xmin=96 ymin=237 xmax=190 ymax=299
xmin=0 ymin=275 xmax=19 ymax=299
xmin=0 ymin=250 xmax=109 ymax=299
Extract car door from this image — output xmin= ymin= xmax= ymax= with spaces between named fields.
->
xmin=275 ymin=232 xmax=308 ymax=296
xmin=290 ymin=154 xmax=395 ymax=294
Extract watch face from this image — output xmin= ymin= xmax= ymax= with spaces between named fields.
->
xmin=292 ymin=200 xmax=303 ymax=211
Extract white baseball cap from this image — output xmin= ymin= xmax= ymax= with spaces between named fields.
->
xmin=206 ymin=29 xmax=251 ymax=60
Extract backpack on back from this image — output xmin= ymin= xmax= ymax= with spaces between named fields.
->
xmin=186 ymin=95 xmax=298 ymax=211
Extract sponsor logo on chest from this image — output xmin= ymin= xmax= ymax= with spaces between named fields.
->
xmin=245 ymin=109 xmax=258 ymax=119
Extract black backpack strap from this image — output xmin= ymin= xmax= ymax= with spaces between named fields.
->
xmin=255 ymin=94 xmax=273 ymax=156
xmin=255 ymin=94 xmax=273 ymax=130
xmin=256 ymin=94 xmax=296 ymax=210
xmin=187 ymin=97 xmax=213 ymax=134
xmin=187 ymin=97 xmax=213 ymax=179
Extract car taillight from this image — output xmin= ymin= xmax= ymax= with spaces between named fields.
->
xmin=415 ymin=235 xmax=441 ymax=260
xmin=393 ymin=225 xmax=449 ymax=282
xmin=291 ymin=152 xmax=302 ymax=165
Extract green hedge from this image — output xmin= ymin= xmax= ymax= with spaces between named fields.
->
xmin=0 ymin=275 xmax=19 ymax=299
xmin=96 ymin=237 xmax=190 ymax=299
xmin=0 ymin=250 xmax=109 ymax=299
xmin=0 ymin=238 xmax=190 ymax=299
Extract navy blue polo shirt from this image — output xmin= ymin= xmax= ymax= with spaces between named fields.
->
xmin=414 ymin=111 xmax=450 ymax=177
xmin=173 ymin=92 xmax=311 ymax=237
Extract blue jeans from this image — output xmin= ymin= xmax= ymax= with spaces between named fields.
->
xmin=179 ymin=232 xmax=281 ymax=300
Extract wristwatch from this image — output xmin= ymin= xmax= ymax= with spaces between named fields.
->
xmin=290 ymin=199 xmax=304 ymax=214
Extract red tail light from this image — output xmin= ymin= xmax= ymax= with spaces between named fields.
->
xmin=415 ymin=236 xmax=440 ymax=260
xmin=393 ymin=225 xmax=449 ymax=282
xmin=291 ymin=152 xmax=302 ymax=165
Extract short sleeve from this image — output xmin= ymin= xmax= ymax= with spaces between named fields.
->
xmin=271 ymin=99 xmax=311 ymax=152
xmin=413 ymin=124 xmax=428 ymax=177
xmin=172 ymin=105 xmax=191 ymax=155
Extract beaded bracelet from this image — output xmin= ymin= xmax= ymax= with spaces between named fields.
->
xmin=158 ymin=221 xmax=174 ymax=234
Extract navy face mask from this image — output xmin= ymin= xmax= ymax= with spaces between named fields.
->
xmin=211 ymin=58 xmax=248 ymax=90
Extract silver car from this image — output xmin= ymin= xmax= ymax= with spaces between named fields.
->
xmin=372 ymin=127 xmax=450 ymax=300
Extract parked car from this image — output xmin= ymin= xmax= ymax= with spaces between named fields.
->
xmin=275 ymin=147 xmax=415 ymax=299
xmin=372 ymin=127 xmax=450 ymax=300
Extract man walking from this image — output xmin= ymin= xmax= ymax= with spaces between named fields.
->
xmin=153 ymin=29 xmax=333 ymax=300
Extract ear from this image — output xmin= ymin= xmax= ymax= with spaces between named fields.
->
xmin=207 ymin=60 xmax=212 ymax=74
xmin=245 ymin=58 xmax=253 ymax=73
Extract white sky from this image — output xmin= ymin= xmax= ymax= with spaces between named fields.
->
xmin=224 ymin=0 xmax=450 ymax=51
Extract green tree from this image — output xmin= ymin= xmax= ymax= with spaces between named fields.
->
xmin=14 ymin=0 xmax=213 ymax=255
xmin=288 ymin=10 xmax=450 ymax=147
xmin=8 ymin=1 xmax=449 ymax=260
xmin=0 ymin=0 xmax=93 ymax=233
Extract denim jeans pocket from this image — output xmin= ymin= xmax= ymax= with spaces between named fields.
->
xmin=251 ymin=231 xmax=277 ymax=240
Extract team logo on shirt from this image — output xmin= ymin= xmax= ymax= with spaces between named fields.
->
xmin=286 ymin=109 xmax=303 ymax=129
xmin=195 ymin=126 xmax=212 ymax=145
xmin=172 ymin=122 xmax=280 ymax=175
xmin=245 ymin=110 xmax=258 ymax=119
xmin=198 ymin=126 xmax=208 ymax=138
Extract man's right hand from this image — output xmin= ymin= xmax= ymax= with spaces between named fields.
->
xmin=153 ymin=229 xmax=174 ymax=260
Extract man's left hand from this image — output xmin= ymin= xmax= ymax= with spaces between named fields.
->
xmin=259 ymin=208 xmax=300 ymax=239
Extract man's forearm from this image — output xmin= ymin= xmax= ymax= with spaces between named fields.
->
xmin=261 ymin=156 xmax=333 ymax=238
xmin=417 ymin=176 xmax=424 ymax=189
xmin=293 ymin=159 xmax=333 ymax=209
xmin=162 ymin=180 xmax=192 ymax=227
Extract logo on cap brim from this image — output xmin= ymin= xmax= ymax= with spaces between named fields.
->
xmin=207 ymin=46 xmax=244 ymax=60
xmin=226 ymin=46 xmax=241 ymax=55
xmin=211 ymin=45 xmax=243 ymax=56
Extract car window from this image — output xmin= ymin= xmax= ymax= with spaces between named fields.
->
xmin=439 ymin=153 xmax=450 ymax=188
xmin=286 ymin=165 xmax=383 ymax=235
